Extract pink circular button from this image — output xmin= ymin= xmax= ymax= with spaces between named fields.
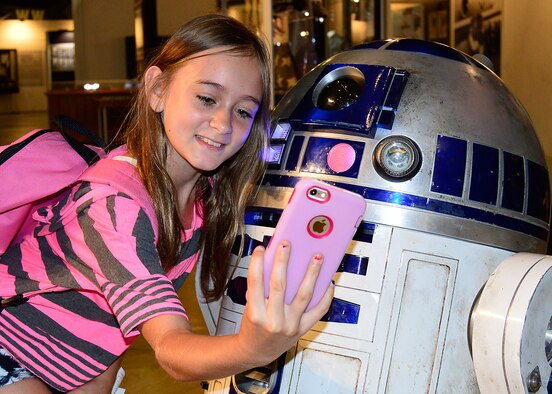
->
xmin=327 ymin=143 xmax=356 ymax=173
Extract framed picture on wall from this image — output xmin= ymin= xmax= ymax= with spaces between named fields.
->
xmin=427 ymin=9 xmax=448 ymax=42
xmin=453 ymin=0 xmax=502 ymax=73
xmin=391 ymin=3 xmax=424 ymax=39
xmin=0 ymin=49 xmax=19 ymax=93
xmin=427 ymin=2 xmax=450 ymax=44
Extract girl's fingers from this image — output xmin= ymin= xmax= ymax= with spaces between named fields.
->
xmin=246 ymin=245 xmax=266 ymax=305
xmin=266 ymin=241 xmax=290 ymax=311
xmin=306 ymin=280 xmax=334 ymax=317
xmin=248 ymin=243 xmax=330 ymax=340
xmin=290 ymin=253 xmax=324 ymax=311
xmin=298 ymin=282 xmax=334 ymax=334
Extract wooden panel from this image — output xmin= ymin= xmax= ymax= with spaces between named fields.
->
xmin=46 ymin=89 xmax=136 ymax=143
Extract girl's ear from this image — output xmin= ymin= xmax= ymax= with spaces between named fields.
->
xmin=144 ymin=66 xmax=165 ymax=112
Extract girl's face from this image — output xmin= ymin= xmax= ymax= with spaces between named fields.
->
xmin=147 ymin=48 xmax=263 ymax=176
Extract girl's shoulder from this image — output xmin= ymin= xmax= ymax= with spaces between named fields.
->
xmin=79 ymin=147 xmax=158 ymax=230
xmin=81 ymin=147 xmax=152 ymax=205
xmin=29 ymin=147 xmax=154 ymax=236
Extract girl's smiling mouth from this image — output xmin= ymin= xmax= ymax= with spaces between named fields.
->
xmin=196 ymin=135 xmax=224 ymax=148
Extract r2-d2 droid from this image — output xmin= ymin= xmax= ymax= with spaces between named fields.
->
xmin=197 ymin=39 xmax=552 ymax=393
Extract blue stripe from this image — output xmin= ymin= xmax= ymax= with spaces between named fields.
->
xmin=261 ymin=174 xmax=548 ymax=241
xmin=351 ymin=39 xmax=487 ymax=72
xmin=225 ymin=268 xmax=365 ymax=325
xmin=384 ymin=39 xmax=477 ymax=66
xmin=352 ymin=40 xmax=387 ymax=50
xmin=245 ymin=206 xmax=375 ymax=243
xmin=234 ymin=230 xmax=370 ymax=276
xmin=224 ymin=277 xmax=363 ymax=325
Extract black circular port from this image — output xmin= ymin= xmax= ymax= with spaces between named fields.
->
xmin=313 ymin=66 xmax=365 ymax=110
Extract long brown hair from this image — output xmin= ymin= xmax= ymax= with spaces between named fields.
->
xmin=123 ymin=14 xmax=271 ymax=300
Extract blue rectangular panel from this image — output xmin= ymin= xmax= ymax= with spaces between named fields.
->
xmin=226 ymin=276 xmax=247 ymax=306
xmin=266 ymin=144 xmax=284 ymax=164
xmin=376 ymin=109 xmax=395 ymax=130
xmin=501 ymin=151 xmax=525 ymax=212
xmin=383 ymin=70 xmax=408 ymax=110
xmin=353 ymin=221 xmax=375 ymax=243
xmin=527 ymin=160 xmax=550 ymax=222
xmin=431 ymin=135 xmax=467 ymax=197
xmin=469 ymin=143 xmax=499 ymax=204
xmin=320 ymin=298 xmax=360 ymax=324
xmin=231 ymin=233 xmax=264 ymax=257
xmin=244 ymin=207 xmax=281 ymax=227
xmin=337 ymin=255 xmax=369 ymax=276
xmin=284 ymin=135 xmax=305 ymax=171
xmin=300 ymin=137 xmax=364 ymax=178
xmin=272 ymin=122 xmax=292 ymax=140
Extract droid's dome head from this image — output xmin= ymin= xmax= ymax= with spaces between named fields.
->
xmin=266 ymin=39 xmax=550 ymax=252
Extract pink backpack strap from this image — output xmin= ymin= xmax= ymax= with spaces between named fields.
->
xmin=0 ymin=129 xmax=106 ymax=255
xmin=79 ymin=158 xmax=158 ymax=239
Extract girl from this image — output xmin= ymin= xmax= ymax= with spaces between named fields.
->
xmin=0 ymin=13 xmax=333 ymax=393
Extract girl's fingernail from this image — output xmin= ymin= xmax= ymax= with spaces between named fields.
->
xmin=313 ymin=254 xmax=322 ymax=261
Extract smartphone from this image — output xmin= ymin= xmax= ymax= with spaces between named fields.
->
xmin=263 ymin=178 xmax=366 ymax=311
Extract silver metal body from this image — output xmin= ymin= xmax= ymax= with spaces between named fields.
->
xmin=197 ymin=39 xmax=551 ymax=393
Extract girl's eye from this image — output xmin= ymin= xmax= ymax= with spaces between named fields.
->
xmin=197 ymin=95 xmax=215 ymax=106
xmin=236 ymin=108 xmax=253 ymax=120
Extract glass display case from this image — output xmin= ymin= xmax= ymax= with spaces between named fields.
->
xmin=220 ymin=0 xmax=378 ymax=103
xmin=0 ymin=49 xmax=18 ymax=93
xmin=218 ymin=0 xmax=500 ymax=102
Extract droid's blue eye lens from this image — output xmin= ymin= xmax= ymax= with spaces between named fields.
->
xmin=374 ymin=136 xmax=421 ymax=181
xmin=316 ymin=78 xmax=363 ymax=110
xmin=312 ymin=66 xmax=365 ymax=111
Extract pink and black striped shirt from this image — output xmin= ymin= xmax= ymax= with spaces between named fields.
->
xmin=0 ymin=151 xmax=203 ymax=391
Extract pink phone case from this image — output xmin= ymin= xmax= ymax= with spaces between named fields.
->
xmin=263 ymin=178 xmax=366 ymax=311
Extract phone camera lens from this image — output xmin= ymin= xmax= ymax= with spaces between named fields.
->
xmin=309 ymin=189 xmax=317 ymax=196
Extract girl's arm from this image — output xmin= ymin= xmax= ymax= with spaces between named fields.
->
xmin=140 ymin=241 xmax=333 ymax=382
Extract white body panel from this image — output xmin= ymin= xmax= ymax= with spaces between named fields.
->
xmin=198 ymin=221 xmax=516 ymax=393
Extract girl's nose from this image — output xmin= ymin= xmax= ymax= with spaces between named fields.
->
xmin=210 ymin=109 xmax=232 ymax=134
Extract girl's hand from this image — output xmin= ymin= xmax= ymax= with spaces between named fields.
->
xmin=141 ymin=241 xmax=333 ymax=381
xmin=236 ymin=241 xmax=334 ymax=366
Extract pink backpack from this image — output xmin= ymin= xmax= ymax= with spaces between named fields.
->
xmin=0 ymin=122 xmax=156 ymax=307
